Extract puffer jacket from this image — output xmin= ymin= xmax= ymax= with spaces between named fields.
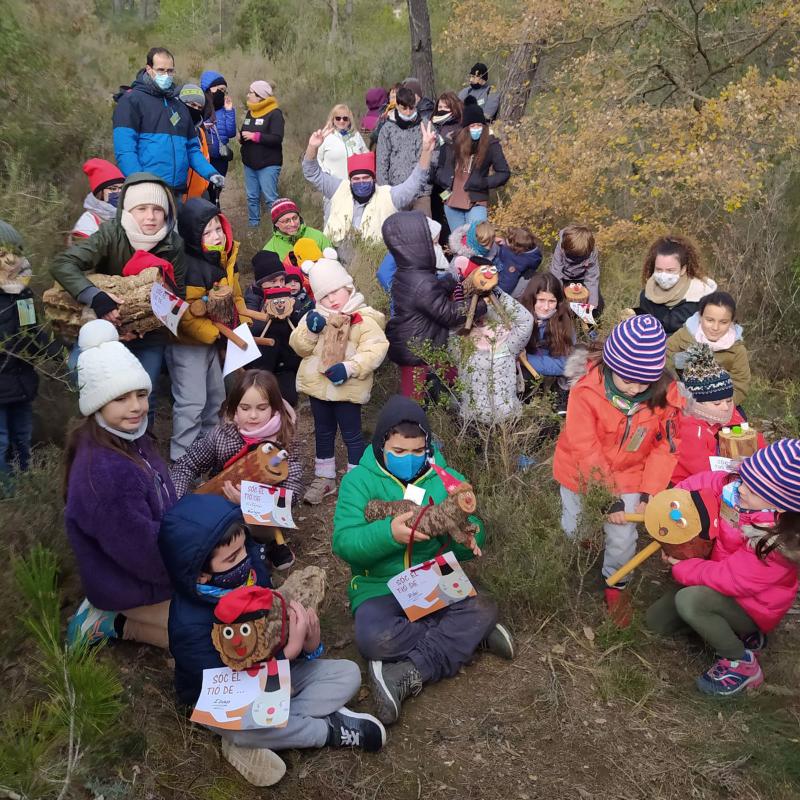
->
xmin=376 ymin=111 xmax=430 ymax=194
xmin=200 ymin=70 xmax=236 ymax=159
xmin=432 ymin=136 xmax=510 ymax=204
xmin=158 ymin=494 xmax=272 ymax=706
xmin=176 ymin=198 xmax=247 ymax=345
xmin=384 ymin=212 xmax=478 ymax=366
xmin=672 ymin=470 xmax=799 ymax=632
xmin=553 ymin=355 xmax=682 ymax=496
xmin=497 ymin=243 xmax=542 ymax=295
xmin=634 ymin=277 xmax=718 ymax=335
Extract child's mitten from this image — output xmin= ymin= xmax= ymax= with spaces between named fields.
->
xmin=306 ymin=311 xmax=326 ymax=333
xmin=324 ymin=362 xmax=349 ymax=385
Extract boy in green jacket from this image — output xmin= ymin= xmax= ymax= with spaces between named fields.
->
xmin=332 ymin=395 xmax=513 ymax=725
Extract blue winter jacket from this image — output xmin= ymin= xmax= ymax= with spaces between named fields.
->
xmin=525 ymin=319 xmax=573 ymax=376
xmin=200 ymin=70 xmax=237 ymax=159
xmin=113 ymin=70 xmax=217 ymax=192
xmin=158 ymin=494 xmax=272 ymax=707
xmin=497 ymin=244 xmax=543 ymax=295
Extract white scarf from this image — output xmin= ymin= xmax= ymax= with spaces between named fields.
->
xmin=94 ymin=412 xmax=148 ymax=441
xmin=316 ymin=288 xmax=366 ymax=317
xmin=120 ymin=210 xmax=168 ymax=251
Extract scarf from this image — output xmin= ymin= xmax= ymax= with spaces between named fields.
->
xmin=392 ymin=109 xmax=420 ymax=130
xmin=603 ymin=367 xmax=652 ymax=416
xmin=247 ymin=96 xmax=279 ymax=118
xmin=643 ymin=271 xmax=691 ymax=308
xmin=120 ymin=210 xmax=168 ymax=251
xmin=432 ymin=112 xmax=453 ymax=126
xmin=237 ymin=400 xmax=296 ymax=445
xmin=694 ymin=323 xmax=737 ymax=352
xmin=316 ymin=288 xmax=366 ymax=318
xmin=94 ymin=412 xmax=149 ymax=441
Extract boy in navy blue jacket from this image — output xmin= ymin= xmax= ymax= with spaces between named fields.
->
xmin=496 ymin=227 xmax=542 ymax=298
xmin=158 ymin=494 xmax=384 ymax=786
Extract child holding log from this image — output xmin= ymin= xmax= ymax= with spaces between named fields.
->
xmin=647 ymin=439 xmax=800 ymax=696
xmin=170 ymin=369 xmax=303 ymax=570
xmin=548 ymin=224 xmax=603 ymax=314
xmin=553 ymin=315 xmax=681 ymax=625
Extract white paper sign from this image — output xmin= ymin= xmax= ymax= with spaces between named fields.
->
xmin=223 ymin=323 xmax=261 ymax=377
xmin=150 ymin=282 xmax=188 ymax=336
xmin=709 ymin=456 xmax=736 ymax=472
xmin=403 ymin=484 xmax=426 ymax=505
xmin=240 ymin=481 xmax=296 ymax=529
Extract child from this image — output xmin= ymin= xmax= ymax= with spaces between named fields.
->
xmin=667 ymin=291 xmax=751 ymax=407
xmin=449 ymin=278 xmax=533 ymax=424
xmin=496 ymin=226 xmax=542 ymax=298
xmin=289 ymin=253 xmax=389 ymax=504
xmin=64 ymin=320 xmax=176 ymax=649
xmin=69 ymin=159 xmax=125 ymax=245
xmin=170 ymin=369 xmax=303 ymax=570
xmin=383 ymin=212 xmax=481 ymax=400
xmin=647 ymin=439 xmax=800 ymax=696
xmin=548 ymin=224 xmax=603 ymax=314
xmin=159 ymin=494 xmax=385 ymax=786
xmin=448 ymin=219 xmax=501 ymax=269
xmin=332 ymin=395 xmax=512 ymax=725
xmin=554 ymin=315 xmax=682 ymax=624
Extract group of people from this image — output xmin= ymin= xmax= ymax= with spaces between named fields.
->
xmin=0 ymin=44 xmax=799 ymax=789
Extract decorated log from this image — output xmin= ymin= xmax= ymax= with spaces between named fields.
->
xmin=195 ymin=442 xmax=289 ymax=496
xmin=319 ymin=313 xmax=351 ymax=371
xmin=719 ymin=424 xmax=759 ymax=459
xmin=564 ymin=283 xmax=590 ymax=304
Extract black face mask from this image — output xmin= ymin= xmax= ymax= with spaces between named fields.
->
xmin=212 ymin=91 xmax=225 ymax=110
xmin=188 ymin=106 xmax=203 ymax=124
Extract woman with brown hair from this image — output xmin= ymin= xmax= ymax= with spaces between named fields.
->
xmin=317 ymin=103 xmax=368 ymax=180
xmin=432 ymin=91 xmax=463 ymax=145
xmin=634 ymin=234 xmax=717 ymax=335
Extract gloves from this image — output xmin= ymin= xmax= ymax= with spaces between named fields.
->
xmin=324 ymin=363 xmax=349 ymax=385
xmin=306 ymin=311 xmax=326 ymax=333
xmin=90 ymin=291 xmax=119 ymax=318
xmin=209 ymin=174 xmax=225 ymax=189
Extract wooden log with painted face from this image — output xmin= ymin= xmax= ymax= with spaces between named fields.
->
xmin=195 ymin=442 xmax=289 ymax=496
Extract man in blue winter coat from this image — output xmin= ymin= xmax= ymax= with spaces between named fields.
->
xmin=113 ymin=47 xmax=223 ymax=199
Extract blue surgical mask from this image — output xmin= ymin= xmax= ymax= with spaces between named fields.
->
xmin=107 ymin=191 xmax=121 ymax=208
xmin=470 ymin=127 xmax=483 ymax=141
xmin=385 ymin=451 xmax=427 ymax=483
xmin=351 ymin=180 xmax=374 ymax=199
xmin=154 ymin=73 xmax=173 ymax=91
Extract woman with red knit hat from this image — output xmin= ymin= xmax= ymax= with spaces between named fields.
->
xmin=69 ymin=158 xmax=125 ymax=245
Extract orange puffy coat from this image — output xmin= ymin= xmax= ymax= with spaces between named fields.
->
xmin=553 ymin=362 xmax=682 ymax=496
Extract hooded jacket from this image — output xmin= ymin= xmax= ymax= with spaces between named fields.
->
xmin=262 ymin=223 xmax=332 ymax=262
xmin=666 ymin=313 xmax=751 ymax=406
xmin=361 ymin=88 xmax=388 ymax=133
xmin=496 ymin=243 xmax=542 ymax=296
xmin=432 ymin=135 xmax=510 ymax=204
xmin=548 ymin=230 xmax=601 ymax=308
xmin=176 ymin=198 xmax=247 ymax=345
xmin=384 ymin=212 xmax=478 ymax=366
xmin=158 ymin=494 xmax=272 ymax=706
xmin=200 ymin=70 xmax=237 ymax=160
xmin=0 ymin=284 xmax=47 ymax=405
xmin=672 ymin=470 xmax=799 ymax=633
xmin=113 ymin=70 xmax=217 ymax=191
xmin=332 ymin=395 xmax=485 ymax=613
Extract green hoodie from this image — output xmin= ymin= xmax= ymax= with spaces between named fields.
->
xmin=262 ymin=223 xmax=331 ymax=261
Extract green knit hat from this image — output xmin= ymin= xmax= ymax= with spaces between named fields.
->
xmin=682 ymin=343 xmax=733 ymax=402
xmin=0 ymin=219 xmax=24 ymax=253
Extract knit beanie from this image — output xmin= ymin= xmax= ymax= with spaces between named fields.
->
xmin=0 ymin=219 xmax=24 ymax=253
xmin=739 ymin=439 xmax=800 ymax=512
xmin=123 ymin=182 xmax=170 ymax=213
xmin=76 ymin=320 xmax=152 ymax=416
xmin=270 ymin=198 xmax=300 ymax=224
xmin=179 ymin=83 xmax=205 ymax=107
xmin=301 ymin=255 xmax=353 ymax=300
xmin=252 ymin=250 xmax=285 ymax=284
xmin=347 ymin=152 xmax=376 ymax=178
xmin=603 ymin=314 xmax=667 ymax=384
xmin=250 ymin=80 xmax=273 ymax=99
xmin=470 ymin=62 xmax=489 ymax=81
xmin=82 ymin=158 xmax=124 ymax=195
xmin=427 ymin=217 xmax=442 ymax=241
xmin=682 ymin=343 xmax=734 ymax=402
xmin=461 ymin=96 xmax=486 ymax=127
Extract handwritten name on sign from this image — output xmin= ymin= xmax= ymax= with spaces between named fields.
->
xmin=240 ymin=481 xmax=296 ymax=528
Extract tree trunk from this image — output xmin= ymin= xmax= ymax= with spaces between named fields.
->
xmin=406 ymin=0 xmax=435 ymax=99
xmin=345 ymin=0 xmax=353 ymax=17
xmin=328 ymin=0 xmax=339 ymax=42
xmin=498 ymin=42 xmax=541 ymax=123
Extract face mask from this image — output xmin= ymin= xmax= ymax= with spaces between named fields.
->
xmin=209 ymin=556 xmax=254 ymax=589
xmin=203 ymin=242 xmax=225 ymax=253
xmin=107 ymin=191 xmax=121 ymax=208
xmin=654 ymin=271 xmax=680 ymax=290
xmin=398 ymin=111 xmax=418 ymax=122
xmin=188 ymin=106 xmax=203 ymax=124
xmin=385 ymin=451 xmax=427 ymax=482
xmin=212 ymin=91 xmax=225 ymax=110
xmin=153 ymin=73 xmax=173 ymax=91
xmin=470 ymin=128 xmax=483 ymax=141
xmin=351 ymin=180 xmax=375 ymax=199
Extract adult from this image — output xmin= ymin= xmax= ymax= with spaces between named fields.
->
xmin=431 ymin=92 xmax=463 ymax=146
xmin=302 ymin=123 xmax=435 ymax=245
xmin=432 ymin=97 xmax=510 ymax=231
xmin=113 ymin=47 xmax=223 ymax=201
xmin=317 ymin=104 xmax=368 ymax=181
xmin=200 ymin=70 xmax=237 ymax=178
xmin=240 ymin=80 xmax=285 ymax=227
xmin=369 ymin=83 xmax=401 ymax=150
xmin=69 ymin=159 xmax=125 ymax=245
xmin=360 ymin=87 xmax=388 ymax=137
xmin=262 ymin=198 xmax=332 ymax=261
xmin=634 ymin=235 xmax=717 ymax=335
xmin=179 ymin=84 xmax=211 ymax=200
xmin=376 ymin=87 xmax=431 ymax=216
xmin=51 ymin=173 xmax=186 ymax=419
xmin=457 ymin=62 xmax=500 ymax=121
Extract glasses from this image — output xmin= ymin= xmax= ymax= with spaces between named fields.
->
xmin=278 ymin=214 xmax=300 ymax=224
xmin=334 ymin=116 xmax=350 ymax=122
xmin=153 ymin=67 xmax=176 ymax=76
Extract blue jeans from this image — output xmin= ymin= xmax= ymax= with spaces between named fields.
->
xmin=0 ymin=400 xmax=34 ymax=474
xmin=443 ymin=204 xmax=488 ymax=232
xmin=309 ymin=397 xmax=365 ymax=466
xmin=244 ymin=165 xmax=282 ymax=226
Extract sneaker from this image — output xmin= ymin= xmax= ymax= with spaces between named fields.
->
xmin=696 ymin=651 xmax=764 ymax=697
xmin=325 ymin=707 xmax=386 ymax=752
xmin=303 ymin=476 xmax=337 ymax=505
xmin=267 ymin=541 xmax=296 ymax=571
xmin=368 ymin=660 xmax=423 ymax=725
xmin=221 ymin=739 xmax=286 ymax=786
xmin=741 ymin=630 xmax=768 ymax=652
xmin=480 ymin=623 xmax=515 ymax=660
xmin=604 ymin=587 xmax=632 ymax=628
xmin=66 ymin=598 xmax=118 ymax=647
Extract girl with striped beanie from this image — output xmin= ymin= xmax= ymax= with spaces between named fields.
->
xmin=553 ymin=314 xmax=682 ymax=625
xmin=648 ymin=438 xmax=800 ymax=697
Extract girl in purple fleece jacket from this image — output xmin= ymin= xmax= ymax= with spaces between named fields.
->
xmin=64 ymin=320 xmax=177 ymax=649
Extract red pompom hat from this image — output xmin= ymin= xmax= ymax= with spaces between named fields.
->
xmin=214 ymin=585 xmax=277 ymax=624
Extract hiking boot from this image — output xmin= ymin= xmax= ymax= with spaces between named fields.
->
xmin=266 ymin=541 xmax=296 ymax=572
xmin=221 ymin=739 xmax=286 ymax=786
xmin=303 ymin=476 xmax=337 ymax=505
xmin=696 ymin=651 xmax=763 ymax=697
xmin=741 ymin=630 xmax=768 ymax=653
xmin=67 ymin=598 xmax=118 ymax=647
xmin=325 ymin=707 xmax=386 ymax=752
xmin=604 ymin=587 xmax=632 ymax=628
xmin=480 ymin=623 xmax=515 ymax=660
xmin=368 ymin=660 xmax=423 ymax=725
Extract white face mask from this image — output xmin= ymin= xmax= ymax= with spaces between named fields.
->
xmin=654 ymin=271 xmax=681 ymax=290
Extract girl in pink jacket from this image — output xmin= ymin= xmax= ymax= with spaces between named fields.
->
xmin=646 ymin=439 xmax=800 ymax=696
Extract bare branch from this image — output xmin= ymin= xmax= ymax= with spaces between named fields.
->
xmin=654 ymin=63 xmax=709 ymax=103
xmin=687 ymin=0 xmax=713 ymax=73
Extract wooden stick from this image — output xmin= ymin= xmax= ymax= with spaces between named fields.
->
xmin=464 ymin=294 xmax=479 ymax=330
xmin=518 ymin=354 xmax=541 ymax=380
xmin=624 ymin=513 xmax=646 ymax=523
xmin=239 ymin=308 xmax=269 ymax=322
xmin=214 ymin=322 xmax=247 ymax=350
xmin=253 ymin=336 xmax=275 ymax=347
xmin=606 ymin=540 xmax=661 ymax=586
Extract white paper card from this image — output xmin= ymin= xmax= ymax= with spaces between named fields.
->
xmin=150 ymin=282 xmax=188 ymax=336
xmin=709 ymin=456 xmax=736 ymax=472
xmin=223 ymin=323 xmax=261 ymax=377
xmin=403 ymin=484 xmax=426 ymax=505
xmin=240 ymin=480 xmax=296 ymax=529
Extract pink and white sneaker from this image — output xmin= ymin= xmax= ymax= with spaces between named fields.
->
xmin=696 ymin=650 xmax=764 ymax=697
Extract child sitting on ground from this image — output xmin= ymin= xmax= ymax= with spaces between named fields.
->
xmin=554 ymin=315 xmax=682 ymax=625
xmin=666 ymin=291 xmax=751 ymax=408
xmin=159 ymin=494 xmax=385 ymax=787
xmin=448 ymin=220 xmax=501 ymax=272
xmin=68 ymin=159 xmax=125 ymax=245
xmin=496 ymin=226 xmax=542 ymax=298
xmin=332 ymin=395 xmax=513 ymax=726
xmin=548 ymin=224 xmax=603 ymax=315
xmin=647 ymin=439 xmax=800 ymax=697
xmin=289 ymin=253 xmax=389 ymax=504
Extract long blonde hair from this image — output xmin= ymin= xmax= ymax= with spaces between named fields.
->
xmin=325 ymin=103 xmax=355 ymax=132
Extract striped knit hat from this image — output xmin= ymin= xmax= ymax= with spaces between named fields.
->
xmin=739 ymin=439 xmax=800 ymax=512
xmin=271 ymin=198 xmax=300 ymax=224
xmin=603 ymin=314 xmax=667 ymax=384
xmin=682 ymin=343 xmax=734 ymax=401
